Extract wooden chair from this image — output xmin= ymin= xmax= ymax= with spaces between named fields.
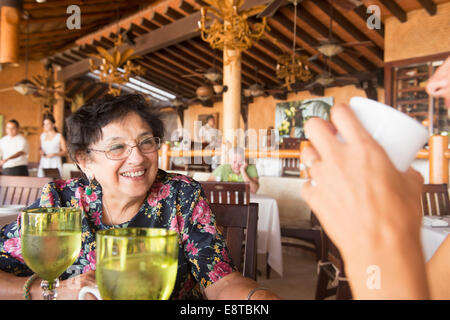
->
xmin=210 ymin=203 xmax=258 ymax=280
xmin=201 ymin=182 xmax=250 ymax=205
xmin=280 ymin=137 xmax=301 ymax=150
xmin=315 ymin=228 xmax=352 ymax=300
xmin=281 ymin=158 xmax=300 ymax=177
xmin=70 ymin=170 xmax=85 ymax=179
xmin=42 ymin=168 xmax=62 ymax=180
xmin=281 ymin=211 xmax=322 ymax=261
xmin=421 ymin=183 xmax=450 ymax=216
xmin=0 ymin=176 xmax=53 ymax=206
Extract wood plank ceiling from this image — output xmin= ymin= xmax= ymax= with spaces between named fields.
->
xmin=33 ymin=0 xmax=447 ymax=106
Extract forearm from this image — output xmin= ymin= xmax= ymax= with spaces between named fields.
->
xmin=0 ymin=270 xmax=28 ymax=300
xmin=241 ymin=172 xmax=259 ymax=193
xmin=342 ymin=233 xmax=429 ymax=300
xmin=205 ymin=272 xmax=280 ymax=300
xmin=4 ymin=151 xmax=25 ymax=162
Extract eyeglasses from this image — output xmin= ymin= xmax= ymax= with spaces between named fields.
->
xmin=88 ymin=136 xmax=161 ymax=160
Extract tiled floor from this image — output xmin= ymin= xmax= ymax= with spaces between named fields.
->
xmin=256 ymin=246 xmax=318 ymax=300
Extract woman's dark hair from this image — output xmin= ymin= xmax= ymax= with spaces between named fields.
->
xmin=7 ymin=119 xmax=19 ymax=128
xmin=43 ymin=113 xmax=58 ymax=132
xmin=66 ymin=94 xmax=165 ymax=162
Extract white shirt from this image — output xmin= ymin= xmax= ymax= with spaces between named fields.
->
xmin=199 ymin=124 xmax=221 ymax=145
xmin=0 ymin=134 xmax=29 ymax=168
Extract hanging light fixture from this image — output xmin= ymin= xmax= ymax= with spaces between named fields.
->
xmin=275 ymin=0 xmax=311 ymax=91
xmin=89 ymin=2 xmax=143 ymax=96
xmin=197 ymin=0 xmax=269 ymax=52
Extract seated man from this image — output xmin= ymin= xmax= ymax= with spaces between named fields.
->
xmin=208 ymin=147 xmax=259 ymax=193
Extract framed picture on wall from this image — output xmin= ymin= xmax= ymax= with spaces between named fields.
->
xmin=275 ymin=97 xmax=333 ymax=139
xmin=198 ymin=112 xmax=219 ymax=126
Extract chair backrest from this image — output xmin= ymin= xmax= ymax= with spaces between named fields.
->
xmin=421 ymin=183 xmax=450 ymax=216
xmin=43 ymin=168 xmax=61 ymax=180
xmin=70 ymin=170 xmax=85 ymax=179
xmin=201 ymin=182 xmax=250 ymax=205
xmin=210 ymin=203 xmax=258 ymax=280
xmin=281 ymin=158 xmax=300 ymax=177
xmin=280 ymin=137 xmax=301 ymax=150
xmin=0 ymin=176 xmax=52 ymax=206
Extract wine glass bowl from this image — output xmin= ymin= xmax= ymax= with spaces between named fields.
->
xmin=21 ymin=207 xmax=82 ymax=300
xmin=95 ymin=228 xmax=179 ymax=300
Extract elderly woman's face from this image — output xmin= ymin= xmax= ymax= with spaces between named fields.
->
xmin=84 ymin=112 xmax=159 ymax=200
xmin=230 ymin=152 xmax=244 ymax=173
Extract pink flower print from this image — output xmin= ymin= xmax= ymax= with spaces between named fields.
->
xmin=55 ymin=180 xmax=70 ymax=190
xmin=208 ymin=262 xmax=233 ymax=283
xmin=171 ymin=175 xmax=191 ymax=184
xmin=203 ymin=224 xmax=216 ymax=235
xmin=147 ymin=183 xmax=172 ymax=206
xmin=186 ymin=241 xmax=198 ymax=256
xmin=192 ymin=200 xmax=211 ymax=225
xmin=221 ymin=248 xmax=231 ymax=263
xmin=82 ymin=250 xmax=96 ymax=273
xmin=4 ymin=238 xmax=24 ymax=263
xmin=170 ymin=214 xmax=185 ymax=233
xmin=91 ymin=211 xmax=101 ymax=226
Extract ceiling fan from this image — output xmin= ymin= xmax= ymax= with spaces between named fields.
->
xmin=182 ymin=67 xmax=222 ymax=83
xmin=308 ymin=3 xmax=373 ymax=61
xmin=257 ymin=0 xmax=363 ymax=18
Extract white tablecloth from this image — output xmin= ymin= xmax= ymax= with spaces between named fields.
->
xmin=0 ymin=205 xmax=24 ymax=227
xmin=421 ymin=215 xmax=450 ymax=262
xmin=250 ymin=193 xmax=283 ymax=277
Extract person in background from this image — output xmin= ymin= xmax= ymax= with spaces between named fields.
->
xmin=209 ymin=147 xmax=259 ymax=193
xmin=300 ymin=56 xmax=450 ymax=299
xmin=0 ymin=119 xmax=29 ymax=176
xmin=37 ymin=114 xmax=67 ymax=178
xmin=199 ymin=115 xmax=220 ymax=146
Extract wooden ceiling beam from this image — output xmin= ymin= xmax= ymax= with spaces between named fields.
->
xmin=178 ymin=0 xmax=196 ymax=14
xmin=417 ymin=0 xmax=437 ymax=16
xmin=137 ymin=67 xmax=194 ymax=98
xmin=66 ymin=79 xmax=90 ymax=98
xmin=28 ymin=12 xmax=117 ymax=24
xmin=164 ymin=6 xmax=185 ymax=20
xmin=138 ymin=59 xmax=199 ymax=92
xmin=378 ymin=0 xmax=407 ymax=23
xmin=88 ymin=84 xmax=110 ymax=102
xmin=141 ymin=18 xmax=159 ymax=31
xmin=57 ymin=0 xmax=270 ymax=81
xmin=311 ymin=0 xmax=383 ymax=63
xmin=142 ymin=55 xmax=205 ymax=88
xmin=294 ymin=5 xmax=380 ymax=70
xmin=266 ymin=18 xmax=351 ymax=75
xmin=23 ymin=0 xmax=134 ymax=10
xmin=152 ymin=12 xmax=172 ymax=26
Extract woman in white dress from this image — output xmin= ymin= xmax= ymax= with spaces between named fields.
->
xmin=37 ymin=114 xmax=68 ymax=178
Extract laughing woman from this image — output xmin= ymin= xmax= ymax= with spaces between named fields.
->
xmin=0 ymin=94 xmax=279 ymax=300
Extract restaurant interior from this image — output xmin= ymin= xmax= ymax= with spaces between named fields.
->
xmin=0 ymin=0 xmax=449 ymax=300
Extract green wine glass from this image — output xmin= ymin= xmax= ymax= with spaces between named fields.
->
xmin=21 ymin=207 xmax=82 ymax=300
xmin=79 ymin=228 xmax=179 ymax=300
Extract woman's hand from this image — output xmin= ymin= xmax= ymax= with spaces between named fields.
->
xmin=30 ymin=271 xmax=97 ymax=300
xmin=301 ymin=103 xmax=428 ymax=299
xmin=240 ymin=161 xmax=248 ymax=176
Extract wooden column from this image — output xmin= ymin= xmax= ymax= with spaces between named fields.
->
xmin=429 ymin=135 xmax=449 ymax=183
xmin=222 ymin=48 xmax=241 ymax=146
xmin=160 ymin=143 xmax=170 ymax=170
xmin=53 ymin=82 xmax=65 ymax=133
xmin=0 ymin=6 xmax=20 ymax=66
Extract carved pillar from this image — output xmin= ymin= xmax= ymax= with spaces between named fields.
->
xmin=222 ymin=48 xmax=241 ymax=146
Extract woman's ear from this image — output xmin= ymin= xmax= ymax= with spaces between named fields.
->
xmin=75 ymin=152 xmax=92 ymax=177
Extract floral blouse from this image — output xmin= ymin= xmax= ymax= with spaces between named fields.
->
xmin=0 ymin=170 xmax=236 ymax=299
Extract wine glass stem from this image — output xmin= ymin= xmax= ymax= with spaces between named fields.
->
xmin=41 ymin=279 xmax=59 ymax=300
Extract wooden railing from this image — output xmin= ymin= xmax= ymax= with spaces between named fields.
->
xmin=159 ymin=135 xmax=450 ymax=183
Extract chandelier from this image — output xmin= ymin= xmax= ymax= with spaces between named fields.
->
xmin=89 ymin=34 xmax=144 ymax=96
xmin=198 ymin=0 xmax=269 ymax=51
xmin=276 ymin=53 xmax=311 ymax=91
xmin=275 ymin=0 xmax=311 ymax=91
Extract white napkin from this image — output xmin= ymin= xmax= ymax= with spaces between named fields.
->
xmin=423 ymin=216 xmax=449 ymax=227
